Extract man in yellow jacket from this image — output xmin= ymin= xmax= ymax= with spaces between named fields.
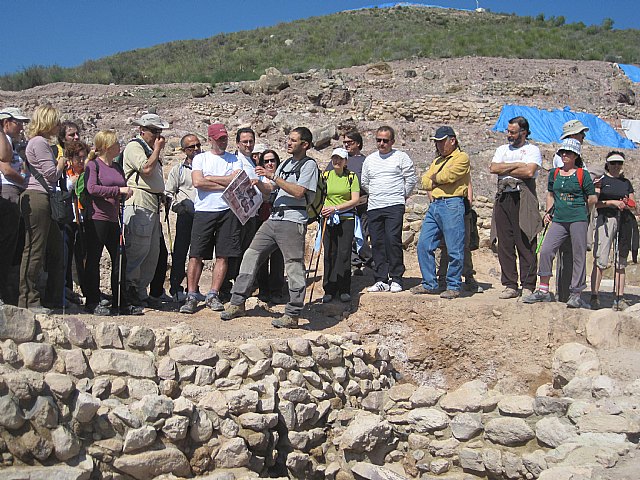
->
xmin=413 ymin=126 xmax=470 ymax=299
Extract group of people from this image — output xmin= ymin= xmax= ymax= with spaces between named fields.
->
xmin=0 ymin=105 xmax=635 ymax=326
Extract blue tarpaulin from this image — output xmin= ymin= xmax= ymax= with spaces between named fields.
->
xmin=619 ymin=64 xmax=640 ymax=83
xmin=492 ymin=105 xmax=636 ymax=150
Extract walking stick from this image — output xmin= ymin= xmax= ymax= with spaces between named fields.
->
xmin=164 ymin=203 xmax=173 ymax=263
xmin=117 ymin=195 xmax=126 ymax=315
xmin=308 ymin=217 xmax=328 ymax=303
xmin=613 ymin=210 xmax=621 ymax=308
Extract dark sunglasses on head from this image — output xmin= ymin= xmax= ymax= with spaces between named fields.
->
xmin=376 ymin=138 xmax=391 ymax=144
xmin=184 ymin=143 xmax=201 ymax=150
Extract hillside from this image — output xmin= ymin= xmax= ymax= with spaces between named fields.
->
xmin=2 ymin=5 xmax=640 ymax=91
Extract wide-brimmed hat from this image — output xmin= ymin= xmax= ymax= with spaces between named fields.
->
xmin=331 ymin=147 xmax=348 ymax=159
xmin=556 ymin=138 xmax=582 ymax=157
xmin=132 ymin=113 xmax=169 ymax=129
xmin=430 ymin=126 xmax=456 ymax=141
xmin=560 ymin=120 xmax=589 ymax=140
xmin=0 ymin=107 xmax=30 ymax=121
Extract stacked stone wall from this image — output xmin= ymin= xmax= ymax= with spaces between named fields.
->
xmin=0 ymin=305 xmax=638 ymax=480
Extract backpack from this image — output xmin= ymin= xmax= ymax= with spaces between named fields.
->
xmin=321 ymin=169 xmax=357 ymax=211
xmin=278 ymin=156 xmax=326 ymax=224
xmin=553 ymin=167 xmax=584 ymax=187
xmin=115 ymin=138 xmax=153 ymax=183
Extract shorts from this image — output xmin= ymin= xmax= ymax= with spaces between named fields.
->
xmin=593 ymin=213 xmax=629 ymax=269
xmin=189 ymin=209 xmax=241 ymax=260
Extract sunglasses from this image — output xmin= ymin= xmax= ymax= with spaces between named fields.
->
xmin=262 ymin=158 xmax=276 ymax=164
xmin=184 ymin=143 xmax=201 ymax=150
xmin=608 ymin=161 xmax=623 ymax=166
xmin=376 ymin=138 xmax=391 ymax=144
xmin=146 ymin=127 xmax=162 ymax=135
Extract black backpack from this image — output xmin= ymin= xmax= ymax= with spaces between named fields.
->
xmin=278 ymin=156 xmax=326 ymax=224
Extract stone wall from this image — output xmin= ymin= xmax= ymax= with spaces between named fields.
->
xmin=1 ymin=305 xmax=639 ymax=480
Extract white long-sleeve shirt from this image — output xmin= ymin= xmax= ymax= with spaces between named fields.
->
xmin=361 ymin=149 xmax=417 ymax=210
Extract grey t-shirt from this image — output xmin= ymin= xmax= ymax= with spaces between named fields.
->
xmin=270 ymin=156 xmax=319 ymax=224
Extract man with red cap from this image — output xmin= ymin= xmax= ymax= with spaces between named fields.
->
xmin=180 ymin=123 xmax=256 ymax=314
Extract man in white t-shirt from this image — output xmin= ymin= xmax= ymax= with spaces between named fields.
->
xmin=180 ymin=123 xmax=256 ymax=314
xmin=490 ymin=116 xmax=543 ymax=299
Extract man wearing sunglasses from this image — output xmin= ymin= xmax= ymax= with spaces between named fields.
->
xmin=123 ymin=112 xmax=169 ymax=307
xmin=165 ymin=133 xmax=201 ymax=302
xmin=361 ymin=125 xmax=417 ymax=293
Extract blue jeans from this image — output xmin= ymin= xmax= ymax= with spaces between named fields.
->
xmin=417 ymin=197 xmax=465 ymax=291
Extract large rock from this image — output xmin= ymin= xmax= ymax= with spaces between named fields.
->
xmin=238 ymin=412 xmax=278 ymax=431
xmin=535 ymin=416 xmax=578 ymax=448
xmin=339 ymin=411 xmax=393 ymax=453
xmin=52 ymin=425 xmax=81 ymax=461
xmin=62 ymin=349 xmax=89 ymax=377
xmin=89 ymin=350 xmax=156 ymax=378
xmin=214 ymin=438 xmax=251 ymax=468
xmin=450 ymin=412 xmax=483 ymax=441
xmin=73 ymin=391 xmax=101 ymax=423
xmin=162 ymin=415 xmax=189 ymax=441
xmin=497 ymin=395 xmax=535 ymax=417
xmin=576 ymin=413 xmax=640 ymax=434
xmin=485 ymin=417 xmax=535 ymax=446
xmin=225 ymin=388 xmax=259 ymax=414
xmin=123 ymin=425 xmax=157 ymax=453
xmin=551 ymin=343 xmax=600 ymax=387
xmin=257 ymin=67 xmax=289 ymax=94
xmin=60 ymin=317 xmax=93 ymax=348
xmin=459 ymin=448 xmax=486 ymax=473
xmin=132 ymin=394 xmax=173 ymax=422
xmin=127 ymin=326 xmax=155 ymax=351
xmin=0 ymin=394 xmax=25 ymax=430
xmin=18 ymin=342 xmax=54 ymax=371
xmin=113 ymin=448 xmax=191 ymax=480
xmin=351 ymin=462 xmax=409 ymax=479
xmin=1 ymin=466 xmax=90 ymax=480
xmin=45 ymin=373 xmax=75 ymax=399
xmin=95 ymin=322 xmax=123 ymax=349
xmin=440 ymin=380 xmax=487 ymax=412
xmin=407 ymin=408 xmax=449 ymax=433
xmin=169 ymin=344 xmax=218 ymax=365
xmin=410 ymin=386 xmax=445 ymax=407
xmin=26 ymin=396 xmax=58 ymax=428
xmin=0 ymin=304 xmax=36 ymax=342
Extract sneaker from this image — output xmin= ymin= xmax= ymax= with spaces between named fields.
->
xmin=367 ymin=281 xmax=390 ymax=293
xmin=220 ymin=303 xmax=246 ymax=321
xmin=522 ymin=290 xmax=552 ymax=304
xmin=352 ymin=266 xmax=364 ymax=276
xmin=590 ymin=295 xmax=600 ymax=310
xmin=567 ymin=294 xmax=591 ymax=309
xmin=179 ymin=295 xmax=198 ymax=314
xmin=117 ymin=305 xmax=144 ymax=316
xmin=93 ymin=304 xmax=112 ymax=316
xmin=612 ymin=298 xmax=630 ymax=311
xmin=340 ymin=293 xmax=352 ymax=302
xmin=389 ymin=282 xmax=403 ymax=293
xmin=521 ymin=288 xmax=534 ymax=298
xmin=440 ymin=289 xmax=461 ymax=299
xmin=464 ymin=277 xmax=483 ymax=293
xmin=205 ymin=292 xmax=225 ymax=311
xmin=194 ymin=290 xmax=206 ymax=302
xmin=410 ymin=284 xmax=440 ymax=295
xmin=272 ymin=314 xmax=299 ymax=329
xmin=499 ymin=287 xmax=519 ymax=299
xmin=322 ymin=294 xmax=333 ymax=304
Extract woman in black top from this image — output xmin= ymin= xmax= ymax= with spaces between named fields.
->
xmin=590 ymin=151 xmax=637 ymax=310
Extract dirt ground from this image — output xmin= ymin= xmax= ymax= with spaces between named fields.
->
xmin=63 ymin=245 xmax=640 ymax=395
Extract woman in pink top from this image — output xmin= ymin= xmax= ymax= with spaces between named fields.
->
xmin=19 ymin=105 xmax=64 ymax=313
xmin=83 ymin=130 xmax=141 ymax=316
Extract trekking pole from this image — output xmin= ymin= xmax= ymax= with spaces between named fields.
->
xmin=117 ymin=195 xmax=126 ymax=315
xmin=613 ymin=210 xmax=621 ymax=308
xmin=308 ymin=217 xmax=328 ymax=303
xmin=164 ymin=203 xmax=173 ymax=263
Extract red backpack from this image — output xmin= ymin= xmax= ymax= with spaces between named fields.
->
xmin=554 ymin=167 xmax=584 ymax=187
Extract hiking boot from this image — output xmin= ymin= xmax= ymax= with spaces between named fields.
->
xmin=93 ymin=304 xmax=112 ymax=316
xmin=322 ymin=294 xmax=333 ymax=304
xmin=567 ymin=294 xmax=591 ymax=309
xmin=117 ymin=305 xmax=144 ymax=316
xmin=521 ymin=288 xmax=534 ymax=299
xmin=340 ymin=293 xmax=352 ymax=302
xmin=464 ymin=277 xmax=483 ymax=293
xmin=179 ymin=295 xmax=198 ymax=314
xmin=220 ymin=303 xmax=246 ymax=321
xmin=272 ymin=314 xmax=299 ymax=329
xmin=205 ymin=293 xmax=224 ymax=311
xmin=499 ymin=287 xmax=519 ymax=299
xmin=590 ymin=295 xmax=600 ymax=310
xmin=440 ymin=289 xmax=461 ymax=299
xmin=389 ymin=282 xmax=403 ymax=293
xmin=410 ymin=284 xmax=440 ymax=295
xmin=522 ymin=290 xmax=552 ymax=304
xmin=367 ymin=281 xmax=390 ymax=293
xmin=613 ymin=298 xmax=630 ymax=311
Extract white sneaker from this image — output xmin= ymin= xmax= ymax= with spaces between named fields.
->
xmin=367 ymin=281 xmax=390 ymax=293
xmin=389 ymin=282 xmax=403 ymax=293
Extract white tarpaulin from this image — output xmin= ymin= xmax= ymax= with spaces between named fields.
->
xmin=621 ymin=119 xmax=640 ymax=144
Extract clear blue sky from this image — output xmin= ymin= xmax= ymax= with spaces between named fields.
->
xmin=2 ymin=1 xmax=637 ymax=75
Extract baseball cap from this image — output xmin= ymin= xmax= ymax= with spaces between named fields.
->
xmin=331 ymin=147 xmax=348 ymax=159
xmin=0 ymin=107 xmax=30 ymax=122
xmin=132 ymin=113 xmax=169 ymax=129
xmin=556 ymin=138 xmax=582 ymax=157
xmin=252 ymin=143 xmax=268 ymax=154
xmin=208 ymin=123 xmax=228 ymax=140
xmin=430 ymin=126 xmax=456 ymax=141
xmin=560 ymin=120 xmax=589 ymax=140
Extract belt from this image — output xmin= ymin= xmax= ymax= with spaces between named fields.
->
xmin=432 ymin=196 xmax=464 ymax=201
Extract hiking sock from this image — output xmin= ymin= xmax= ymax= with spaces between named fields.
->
xmin=539 ymin=283 xmax=549 ymax=294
